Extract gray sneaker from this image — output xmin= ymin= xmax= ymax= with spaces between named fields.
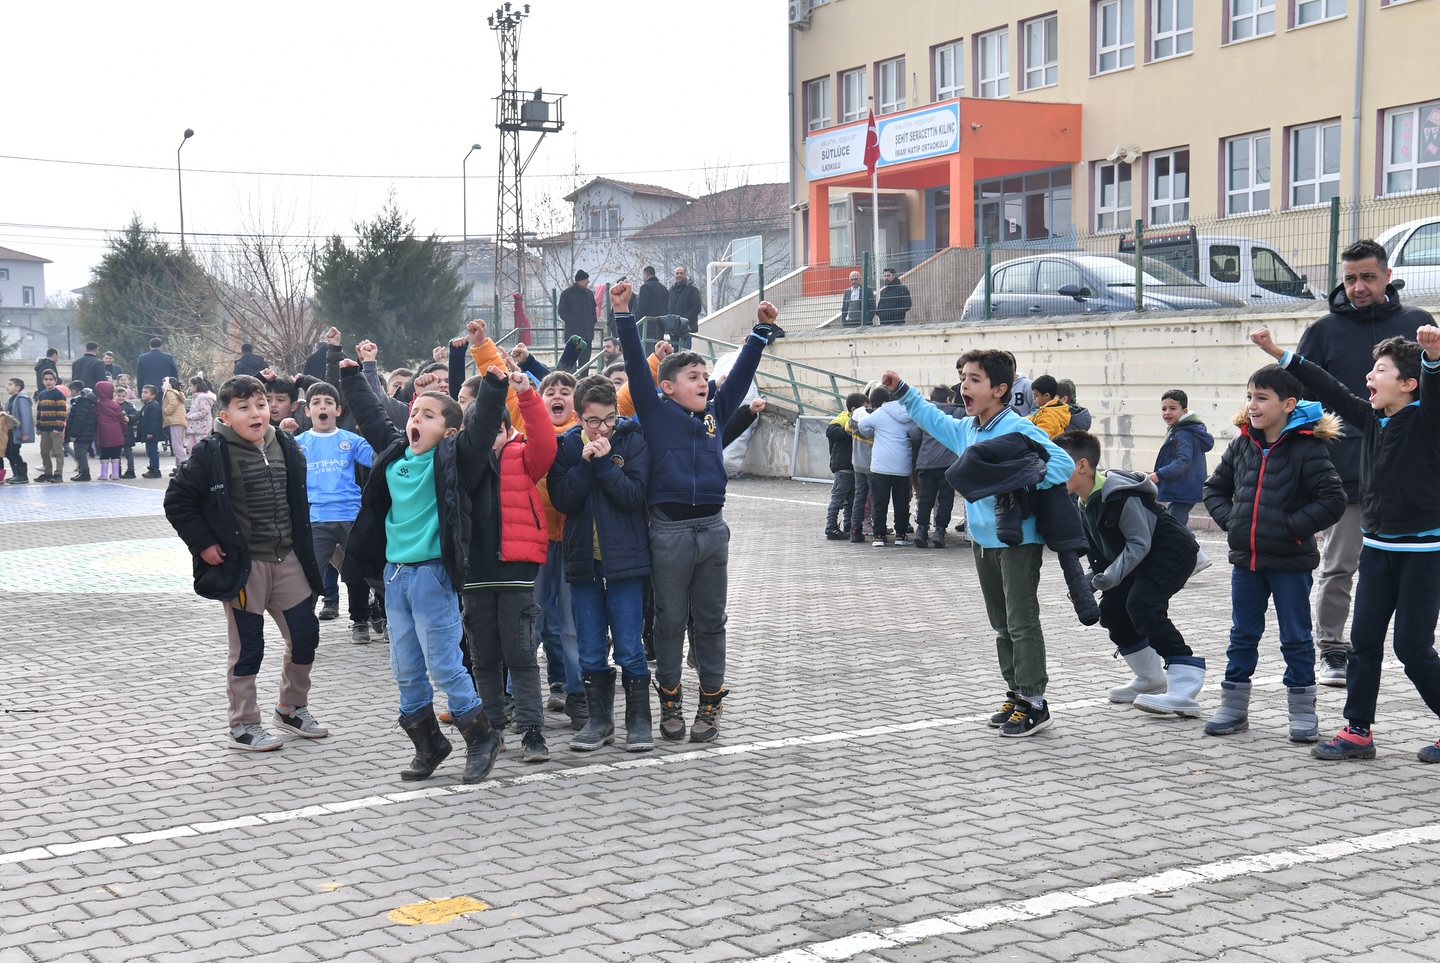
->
xmin=1318 ymin=652 xmax=1348 ymax=687
xmin=273 ymin=706 xmax=330 ymax=739
xmin=350 ymin=622 xmax=371 ymax=645
xmin=547 ymin=683 xmax=566 ymax=712
xmin=229 ymin=724 xmax=283 ymax=752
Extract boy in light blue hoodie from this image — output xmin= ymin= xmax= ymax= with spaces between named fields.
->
xmin=881 ymin=350 xmax=1074 ymax=738
xmin=850 ymin=384 xmax=915 ymax=546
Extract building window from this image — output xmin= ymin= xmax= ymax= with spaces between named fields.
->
xmin=22 ymin=286 xmax=35 ymax=306
xmin=934 ymin=40 xmax=964 ymax=100
xmin=1383 ymin=100 xmax=1440 ymax=195
xmin=1149 ymin=149 xmax=1190 ymax=224
xmin=1096 ymin=0 xmax=1135 ymax=73
xmin=877 ymin=57 xmax=906 ymax=114
xmin=977 ymin=28 xmax=1010 ymax=98
xmin=1229 ymin=0 xmax=1275 ymax=40
xmin=1226 ymin=132 xmax=1271 ymax=214
xmin=1151 ymin=0 xmax=1193 ymax=59
xmin=1290 ymin=121 xmax=1341 ymax=208
xmin=1022 ymin=15 xmax=1059 ymax=90
xmin=0 ymin=268 xmax=8 ymax=281
xmin=829 ymin=200 xmax=852 ymax=263
xmin=1095 ymin=161 xmax=1133 ymax=231
xmin=1296 ymin=0 xmax=1345 ymax=25
xmin=840 ymin=68 xmax=866 ymax=123
xmin=974 ymin=167 xmax=1073 ymax=243
xmin=587 ymin=206 xmax=620 ymax=239
xmin=804 ymin=77 xmax=831 ymax=132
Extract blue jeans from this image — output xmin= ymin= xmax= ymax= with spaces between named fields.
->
xmin=384 ymin=561 xmax=480 ymax=718
xmin=1224 ymin=567 xmax=1315 ymax=687
xmin=145 ymin=439 xmax=160 ymax=472
xmin=1165 ymin=502 xmax=1194 ymax=526
xmin=826 ymin=470 xmax=854 ymax=534
xmin=322 ymin=563 xmax=339 ymax=602
xmin=534 ymin=540 xmax=581 ymax=693
xmin=571 ymin=562 xmax=647 ymax=679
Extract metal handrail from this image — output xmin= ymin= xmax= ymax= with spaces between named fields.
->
xmin=687 ymin=332 xmax=867 ymax=417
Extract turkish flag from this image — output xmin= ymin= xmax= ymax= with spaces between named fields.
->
xmin=863 ymin=108 xmax=880 ymax=177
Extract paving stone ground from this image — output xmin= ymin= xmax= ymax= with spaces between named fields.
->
xmin=3 ymin=472 xmax=1440 ymax=963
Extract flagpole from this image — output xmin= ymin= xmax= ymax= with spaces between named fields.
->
xmin=868 ymin=99 xmax=881 ymax=326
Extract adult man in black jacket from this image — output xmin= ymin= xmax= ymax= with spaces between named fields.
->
xmin=1294 ymin=239 xmax=1434 ymax=686
xmin=840 ymin=272 xmax=876 ymax=327
xmin=559 ymin=270 xmax=597 ymax=368
xmin=135 ymin=338 xmax=180 ymax=393
xmin=667 ymin=266 xmax=703 ymax=337
xmin=632 ymin=266 xmax=669 ymax=349
xmin=71 ymin=342 xmax=108 ymax=390
xmin=233 ymin=343 xmax=269 ymax=377
xmin=877 ymin=268 xmax=913 ymax=324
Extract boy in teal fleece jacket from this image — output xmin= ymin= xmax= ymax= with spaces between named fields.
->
xmin=881 ymin=350 xmax=1073 ymax=738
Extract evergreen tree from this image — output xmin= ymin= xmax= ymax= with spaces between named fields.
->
xmin=75 ymin=215 xmax=213 ymax=370
xmin=312 ymin=197 xmax=467 ymax=365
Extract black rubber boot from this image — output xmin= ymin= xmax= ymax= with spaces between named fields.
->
xmin=1058 ymin=550 xmax=1101 ymax=626
xmin=571 ymin=669 xmax=616 ymax=751
xmin=622 ymin=673 xmax=654 ymax=752
xmin=398 ymin=706 xmax=452 ymax=781
xmin=453 ymin=704 xmax=502 ymax=784
xmin=564 ymin=692 xmax=589 ymax=731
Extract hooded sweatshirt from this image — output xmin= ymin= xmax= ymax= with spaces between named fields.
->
xmin=1154 ymin=413 xmax=1215 ymax=504
xmin=94 ymin=381 xmax=128 ymax=449
xmin=1079 ymin=469 xmax=1197 ymax=591
xmin=850 ymin=400 xmax=915 ymax=475
xmin=1202 ymin=401 xmax=1346 ymax=571
xmin=1294 ymin=283 xmax=1434 ymax=502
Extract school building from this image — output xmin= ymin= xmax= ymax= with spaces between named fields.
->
xmin=787 ymin=0 xmax=1440 ymax=270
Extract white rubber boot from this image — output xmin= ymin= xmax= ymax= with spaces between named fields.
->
xmin=1133 ymin=662 xmax=1206 ymax=717
xmin=1107 ymin=647 xmax=1167 ymax=704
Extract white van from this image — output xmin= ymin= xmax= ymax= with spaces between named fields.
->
xmin=1120 ymin=228 xmax=1315 ymax=303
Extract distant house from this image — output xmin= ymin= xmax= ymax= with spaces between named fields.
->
xmin=0 ymin=320 xmax=50 ymax=359
xmin=533 ymin=180 xmax=792 ymax=314
xmin=448 ymin=237 xmax=547 ymax=325
xmin=0 ymin=246 xmax=50 ymax=326
xmin=533 ymin=177 xmax=694 ymax=293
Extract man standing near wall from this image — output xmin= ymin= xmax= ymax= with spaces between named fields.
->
xmin=840 ymin=271 xmax=875 ymax=327
xmin=559 ymin=270 xmax=596 ymax=368
xmin=667 ymin=266 xmax=703 ymax=340
xmin=876 ymin=267 xmax=912 ymax=325
xmin=135 ymin=338 xmax=180 ymax=394
xmin=1294 ymin=239 xmax=1433 ymax=686
xmin=71 ymin=342 xmax=107 ymax=390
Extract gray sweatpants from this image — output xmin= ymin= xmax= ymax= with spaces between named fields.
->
xmin=648 ymin=509 xmax=730 ymax=692
xmin=1315 ymin=502 xmax=1363 ymax=657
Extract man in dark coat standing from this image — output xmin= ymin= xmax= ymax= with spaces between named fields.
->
xmin=1294 ymin=238 xmax=1434 ymax=687
xmin=632 ymin=266 xmax=670 ymax=351
xmin=840 ymin=271 xmax=876 ymax=327
xmin=876 ymin=268 xmax=913 ymax=325
xmin=233 ymin=343 xmax=269 ymax=377
xmin=71 ymin=342 xmax=108 ymax=390
xmin=559 ymin=270 xmax=596 ymax=368
xmin=135 ymin=338 xmax=180 ymax=392
xmin=667 ymin=266 xmax=703 ymax=346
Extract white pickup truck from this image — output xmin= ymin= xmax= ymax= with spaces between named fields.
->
xmin=1120 ymin=228 xmax=1316 ymax=303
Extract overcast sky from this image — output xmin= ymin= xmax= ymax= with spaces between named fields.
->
xmin=3 ymin=0 xmax=791 ymax=298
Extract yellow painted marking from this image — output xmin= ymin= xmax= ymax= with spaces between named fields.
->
xmin=387 ymin=896 xmax=489 ymax=926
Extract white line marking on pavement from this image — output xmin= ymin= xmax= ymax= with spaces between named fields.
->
xmin=727 ymin=492 xmax=830 ymax=507
xmin=749 ymin=822 xmax=1440 ymax=963
xmin=0 ymin=703 xmax=1111 ymax=869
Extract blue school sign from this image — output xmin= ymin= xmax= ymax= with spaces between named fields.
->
xmin=805 ymin=103 xmax=962 ymax=181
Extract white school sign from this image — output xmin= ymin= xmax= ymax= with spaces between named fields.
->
xmin=804 ymin=103 xmax=961 ymax=181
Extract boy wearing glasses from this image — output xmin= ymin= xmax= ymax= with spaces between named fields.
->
xmin=548 ymin=375 xmax=654 ymax=751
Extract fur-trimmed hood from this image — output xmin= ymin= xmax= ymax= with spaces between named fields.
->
xmin=1231 ymin=400 xmax=1342 ymax=442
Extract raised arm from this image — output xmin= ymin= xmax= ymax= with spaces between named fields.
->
xmin=1251 ymin=326 xmax=1373 ymax=427
xmin=612 ymin=281 xmax=660 ymax=419
xmin=338 ymin=358 xmax=404 ymax=453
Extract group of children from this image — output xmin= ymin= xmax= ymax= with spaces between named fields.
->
xmin=867 ymin=319 xmax=1440 ymax=763
xmin=164 ymin=284 xmax=785 ymax=785
xmin=6 ymin=368 xmax=214 ymax=484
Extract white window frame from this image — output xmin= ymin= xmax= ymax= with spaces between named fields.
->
xmin=840 ymin=68 xmax=866 ymax=123
xmin=587 ymin=206 xmax=620 ymax=239
xmin=1290 ymin=121 xmax=1341 ymax=208
xmin=1383 ymin=101 xmax=1440 ymax=196
xmin=804 ymin=77 xmax=831 ymax=132
xmin=22 ymin=286 xmax=35 ymax=307
xmin=934 ymin=40 xmax=964 ymax=100
xmin=0 ymin=268 xmax=8 ymax=281
xmin=1228 ymin=0 xmax=1275 ymax=41
xmin=1151 ymin=0 xmax=1193 ymax=59
xmin=977 ymin=28 xmax=1010 ymax=98
xmin=1296 ymin=0 xmax=1345 ymax=26
xmin=1094 ymin=161 xmax=1133 ymax=232
xmin=1225 ymin=132 xmax=1271 ymax=215
xmin=1022 ymin=15 xmax=1059 ymax=90
xmin=877 ymin=57 xmax=906 ymax=115
xmin=1096 ymin=0 xmax=1135 ymax=73
xmin=1148 ymin=148 xmax=1190 ymax=224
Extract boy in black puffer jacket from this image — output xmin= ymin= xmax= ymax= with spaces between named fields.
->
xmin=64 ymin=382 xmax=97 ymax=481
xmin=1203 ymin=364 xmax=1345 ymax=742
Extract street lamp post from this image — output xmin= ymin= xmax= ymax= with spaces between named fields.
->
xmin=177 ymin=128 xmax=194 ymax=253
xmin=462 ymin=143 xmax=482 ymax=311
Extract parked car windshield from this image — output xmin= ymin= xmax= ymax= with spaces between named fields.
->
xmin=1072 ymin=255 xmax=1204 ymax=288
